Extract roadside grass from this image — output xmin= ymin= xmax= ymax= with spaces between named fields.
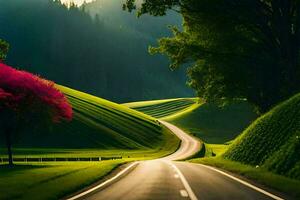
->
xmin=0 ymin=161 xmax=122 ymax=200
xmin=190 ymin=157 xmax=300 ymax=199
xmin=0 ymin=124 xmax=180 ymax=200
xmin=0 ymin=138 xmax=180 ymax=200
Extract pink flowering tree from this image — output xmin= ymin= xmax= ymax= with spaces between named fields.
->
xmin=0 ymin=63 xmax=72 ymax=166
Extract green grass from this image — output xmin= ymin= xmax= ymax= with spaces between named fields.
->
xmin=124 ymin=98 xmax=199 ymax=119
xmin=126 ymin=98 xmax=257 ymax=143
xmin=204 ymin=144 xmax=229 ymax=157
xmin=0 ymin=86 xmax=180 ymax=200
xmin=224 ymin=93 xmax=300 ymax=180
xmin=0 ymin=161 xmax=122 ymax=200
xmin=0 ymin=130 xmax=179 ymax=200
xmin=190 ymin=157 xmax=300 ymax=199
xmin=0 ymin=85 xmax=179 ymax=150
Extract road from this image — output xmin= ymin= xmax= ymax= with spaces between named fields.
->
xmin=69 ymin=121 xmax=284 ymax=200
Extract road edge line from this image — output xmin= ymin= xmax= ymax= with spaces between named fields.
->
xmin=196 ymin=163 xmax=284 ymax=200
xmin=167 ymin=161 xmax=198 ymax=200
xmin=66 ymin=162 xmax=139 ymax=200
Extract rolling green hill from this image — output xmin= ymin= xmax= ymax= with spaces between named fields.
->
xmin=224 ymin=93 xmax=300 ymax=180
xmin=125 ymin=98 xmax=257 ymax=143
xmin=124 ymin=98 xmax=199 ymax=119
xmin=0 ymin=86 xmax=180 ymax=200
xmin=0 ymin=85 xmax=179 ymax=151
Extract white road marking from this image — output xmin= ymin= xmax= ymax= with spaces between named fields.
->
xmin=167 ymin=161 xmax=198 ymax=200
xmin=196 ymin=164 xmax=284 ymax=200
xmin=180 ymin=190 xmax=189 ymax=197
xmin=174 ymin=174 xmax=179 ymax=178
xmin=67 ymin=162 xmax=139 ymax=200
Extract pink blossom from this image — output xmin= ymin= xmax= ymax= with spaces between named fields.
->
xmin=0 ymin=63 xmax=72 ymax=122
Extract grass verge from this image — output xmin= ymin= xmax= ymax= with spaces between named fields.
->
xmin=190 ymin=157 xmax=300 ymax=199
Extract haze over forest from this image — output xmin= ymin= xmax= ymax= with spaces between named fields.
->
xmin=0 ymin=0 xmax=192 ymax=103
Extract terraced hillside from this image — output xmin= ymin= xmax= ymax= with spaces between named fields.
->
xmin=125 ymin=98 xmax=257 ymax=143
xmin=124 ymin=98 xmax=199 ymax=119
xmin=0 ymin=85 xmax=178 ymax=150
xmin=224 ymin=93 xmax=300 ymax=180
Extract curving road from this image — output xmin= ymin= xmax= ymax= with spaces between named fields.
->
xmin=69 ymin=121 xmax=284 ymax=200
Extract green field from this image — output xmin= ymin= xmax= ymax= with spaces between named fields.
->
xmin=0 ymin=86 xmax=180 ymax=200
xmin=125 ymin=98 xmax=257 ymax=143
xmin=124 ymin=98 xmax=199 ymax=119
xmin=0 ymin=161 xmax=121 ymax=200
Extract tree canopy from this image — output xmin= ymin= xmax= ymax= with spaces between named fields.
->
xmin=0 ymin=0 xmax=191 ymax=103
xmin=0 ymin=63 xmax=72 ymax=165
xmin=125 ymin=0 xmax=300 ymax=112
xmin=0 ymin=39 xmax=9 ymax=61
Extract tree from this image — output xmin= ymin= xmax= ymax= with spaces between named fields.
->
xmin=0 ymin=39 xmax=9 ymax=61
xmin=0 ymin=63 xmax=72 ymax=166
xmin=124 ymin=0 xmax=300 ymax=113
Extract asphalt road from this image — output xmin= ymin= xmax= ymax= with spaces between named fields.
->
xmin=72 ymin=121 xmax=283 ymax=200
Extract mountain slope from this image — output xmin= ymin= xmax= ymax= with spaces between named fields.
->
xmin=224 ymin=93 xmax=300 ymax=180
xmin=0 ymin=85 xmax=179 ymax=150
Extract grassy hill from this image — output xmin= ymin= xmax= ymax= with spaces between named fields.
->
xmin=125 ymin=98 xmax=257 ymax=143
xmin=224 ymin=93 xmax=300 ymax=180
xmin=0 ymin=86 xmax=180 ymax=200
xmin=0 ymin=85 xmax=179 ymax=151
xmin=124 ymin=98 xmax=198 ymax=119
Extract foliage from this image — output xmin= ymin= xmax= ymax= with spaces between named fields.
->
xmin=0 ymin=39 xmax=9 ymax=61
xmin=0 ymin=0 xmax=191 ymax=103
xmin=224 ymin=93 xmax=300 ymax=180
xmin=0 ymin=63 xmax=72 ymax=125
xmin=0 ymin=63 xmax=72 ymax=165
xmin=124 ymin=0 xmax=300 ymax=112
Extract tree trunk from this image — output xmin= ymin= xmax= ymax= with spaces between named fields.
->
xmin=5 ymin=129 xmax=13 ymax=166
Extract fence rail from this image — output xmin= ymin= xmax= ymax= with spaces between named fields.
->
xmin=0 ymin=156 xmax=122 ymax=162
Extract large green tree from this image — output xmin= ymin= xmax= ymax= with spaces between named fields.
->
xmin=124 ymin=0 xmax=300 ymax=112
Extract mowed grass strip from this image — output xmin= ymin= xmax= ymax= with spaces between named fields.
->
xmin=124 ymin=98 xmax=198 ymax=119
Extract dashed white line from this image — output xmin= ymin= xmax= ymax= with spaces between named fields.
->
xmin=167 ymin=161 xmax=198 ymax=200
xmin=180 ymin=189 xmax=189 ymax=197
xmin=196 ymin=164 xmax=284 ymax=200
